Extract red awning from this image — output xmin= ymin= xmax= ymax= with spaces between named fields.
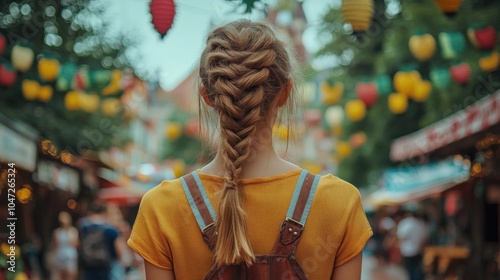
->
xmin=97 ymin=186 xmax=147 ymax=206
xmin=391 ymin=91 xmax=500 ymax=162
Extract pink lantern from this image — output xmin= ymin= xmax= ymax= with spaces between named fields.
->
xmin=449 ymin=63 xmax=471 ymax=85
xmin=304 ymin=109 xmax=322 ymax=127
xmin=150 ymin=0 xmax=176 ymax=38
xmin=185 ymin=118 xmax=200 ymax=138
xmin=355 ymin=82 xmax=379 ymax=107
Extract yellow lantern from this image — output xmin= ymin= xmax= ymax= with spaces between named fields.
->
xmin=38 ymin=58 xmax=60 ymax=82
xmin=165 ymin=122 xmax=182 ymax=140
xmin=409 ymin=34 xmax=436 ymax=61
xmin=341 ymin=0 xmax=374 ymax=32
xmin=173 ymin=160 xmax=185 ymax=178
xmin=412 ymin=80 xmax=432 ymax=102
xmin=65 ymin=91 xmax=81 ymax=110
xmin=337 ymin=141 xmax=352 ymax=158
xmin=102 ymin=70 xmax=122 ymax=95
xmin=80 ymin=94 xmax=100 ymax=113
xmin=22 ymin=80 xmax=40 ymax=101
xmin=479 ymin=51 xmax=499 ymax=72
xmin=101 ymin=98 xmax=121 ymax=116
xmin=38 ymin=85 xmax=53 ymax=102
xmin=345 ymin=99 xmax=366 ymax=122
xmin=12 ymin=45 xmax=34 ymax=72
xmin=388 ymin=93 xmax=408 ymax=114
xmin=393 ymin=71 xmax=421 ymax=98
xmin=322 ymin=82 xmax=343 ymax=105
xmin=277 ymin=125 xmax=289 ymax=141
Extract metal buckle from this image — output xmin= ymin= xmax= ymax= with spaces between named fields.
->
xmin=285 ymin=217 xmax=304 ymax=227
xmin=202 ymin=222 xmax=215 ymax=233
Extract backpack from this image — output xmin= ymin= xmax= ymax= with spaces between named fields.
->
xmin=180 ymin=169 xmax=320 ymax=280
xmin=80 ymin=224 xmax=112 ymax=268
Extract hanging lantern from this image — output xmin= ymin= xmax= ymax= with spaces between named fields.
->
xmin=449 ymin=62 xmax=471 ymax=85
xmin=409 ymin=33 xmax=436 ymax=61
xmin=38 ymin=58 xmax=61 ymax=82
xmin=349 ymin=132 xmax=367 ymax=148
xmin=430 ymin=67 xmax=451 ymax=90
xmin=101 ymin=98 xmax=121 ymax=116
xmin=165 ymin=122 xmax=182 ymax=140
xmin=474 ymin=26 xmax=497 ymax=51
xmin=72 ymin=67 xmax=91 ymax=90
xmin=412 ymin=80 xmax=432 ymax=102
xmin=0 ymin=34 xmax=6 ymax=55
xmin=304 ymin=109 xmax=322 ymax=127
xmin=393 ymin=71 xmax=421 ymax=98
xmin=38 ymin=85 xmax=53 ymax=103
xmin=22 ymin=80 xmax=40 ymax=101
xmin=80 ymin=93 xmax=100 ymax=113
xmin=355 ymin=82 xmax=379 ymax=107
xmin=388 ymin=93 xmax=408 ymax=114
xmin=467 ymin=28 xmax=479 ymax=48
xmin=345 ymin=99 xmax=366 ymax=122
xmin=65 ymin=91 xmax=82 ymax=110
xmin=336 ymin=141 xmax=352 ymax=159
xmin=150 ymin=0 xmax=176 ymax=38
xmin=0 ymin=64 xmax=17 ymax=87
xmin=375 ymin=75 xmax=392 ymax=96
xmin=172 ymin=159 xmax=185 ymax=178
xmin=479 ymin=51 xmax=499 ymax=72
xmin=321 ymin=81 xmax=343 ymax=105
xmin=11 ymin=44 xmax=34 ymax=72
xmin=91 ymin=70 xmax=112 ymax=87
xmin=102 ymin=70 xmax=122 ymax=95
xmin=341 ymin=0 xmax=374 ymax=32
xmin=434 ymin=0 xmax=463 ymax=16
xmin=56 ymin=63 xmax=78 ymax=91
xmin=439 ymin=32 xmax=466 ymax=59
xmin=277 ymin=125 xmax=289 ymax=141
xmin=325 ymin=106 xmax=344 ymax=127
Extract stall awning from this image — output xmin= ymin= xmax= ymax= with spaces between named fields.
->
xmin=391 ymin=91 xmax=500 ymax=162
xmin=367 ymin=158 xmax=470 ymax=208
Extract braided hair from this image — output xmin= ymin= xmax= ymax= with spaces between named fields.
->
xmin=198 ymin=20 xmax=296 ymax=267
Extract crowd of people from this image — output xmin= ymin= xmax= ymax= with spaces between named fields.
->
xmin=46 ymin=203 xmax=144 ymax=280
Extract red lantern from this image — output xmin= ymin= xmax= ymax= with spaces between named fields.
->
xmin=475 ymin=26 xmax=497 ymax=51
xmin=0 ymin=34 xmax=6 ymax=55
xmin=355 ymin=82 xmax=379 ymax=107
xmin=449 ymin=63 xmax=471 ymax=85
xmin=150 ymin=0 xmax=176 ymax=38
xmin=0 ymin=64 xmax=17 ymax=87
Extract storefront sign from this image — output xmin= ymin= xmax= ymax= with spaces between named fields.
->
xmin=391 ymin=90 xmax=500 ymax=161
xmin=0 ymin=123 xmax=37 ymax=171
xmin=36 ymin=160 xmax=80 ymax=195
xmin=385 ymin=158 xmax=470 ymax=193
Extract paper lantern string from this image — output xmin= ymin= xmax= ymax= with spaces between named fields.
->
xmin=150 ymin=0 xmax=176 ymax=38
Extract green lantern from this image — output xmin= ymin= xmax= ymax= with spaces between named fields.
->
xmin=430 ymin=67 xmax=451 ymax=90
xmin=375 ymin=75 xmax=392 ymax=96
xmin=56 ymin=63 xmax=78 ymax=91
xmin=91 ymin=70 xmax=112 ymax=87
xmin=439 ymin=32 xmax=466 ymax=59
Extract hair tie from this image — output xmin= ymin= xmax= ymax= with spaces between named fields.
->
xmin=226 ymin=185 xmax=237 ymax=190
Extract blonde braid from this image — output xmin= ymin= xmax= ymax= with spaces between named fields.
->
xmin=199 ymin=20 xmax=292 ymax=267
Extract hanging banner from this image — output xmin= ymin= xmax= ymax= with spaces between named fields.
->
xmin=0 ymin=122 xmax=37 ymax=172
xmin=36 ymin=160 xmax=80 ymax=195
xmin=391 ymin=90 xmax=500 ymax=161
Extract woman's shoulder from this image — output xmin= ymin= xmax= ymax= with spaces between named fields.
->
xmin=315 ymin=173 xmax=363 ymax=204
xmin=141 ymin=177 xmax=185 ymax=205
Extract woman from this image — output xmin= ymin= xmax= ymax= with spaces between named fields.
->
xmin=51 ymin=211 xmax=79 ymax=280
xmin=128 ymin=20 xmax=372 ymax=279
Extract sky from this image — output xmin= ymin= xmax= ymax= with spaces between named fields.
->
xmin=104 ymin=0 xmax=338 ymax=90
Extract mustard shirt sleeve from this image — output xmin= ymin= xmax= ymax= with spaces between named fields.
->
xmin=127 ymin=187 xmax=173 ymax=270
xmin=334 ymin=188 xmax=373 ymax=267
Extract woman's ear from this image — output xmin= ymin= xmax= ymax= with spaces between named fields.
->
xmin=200 ymin=87 xmax=213 ymax=107
xmin=277 ymin=80 xmax=292 ymax=107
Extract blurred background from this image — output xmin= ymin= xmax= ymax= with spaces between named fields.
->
xmin=0 ymin=0 xmax=499 ymax=279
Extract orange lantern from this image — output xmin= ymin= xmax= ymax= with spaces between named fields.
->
xmin=434 ymin=0 xmax=463 ymax=15
xmin=393 ymin=71 xmax=421 ymax=98
xmin=388 ymin=93 xmax=408 ymax=114
xmin=165 ymin=122 xmax=182 ymax=140
xmin=22 ymin=80 xmax=40 ymax=101
xmin=322 ymin=81 xmax=343 ymax=105
xmin=412 ymin=80 xmax=432 ymax=102
xmin=409 ymin=33 xmax=436 ymax=61
xmin=65 ymin=91 xmax=81 ymax=110
xmin=38 ymin=85 xmax=53 ymax=102
xmin=38 ymin=58 xmax=60 ymax=82
xmin=349 ymin=132 xmax=367 ymax=148
xmin=479 ymin=51 xmax=499 ymax=72
xmin=345 ymin=99 xmax=366 ymax=122
xmin=341 ymin=0 xmax=374 ymax=32
xmin=12 ymin=45 xmax=34 ymax=72
xmin=337 ymin=141 xmax=352 ymax=158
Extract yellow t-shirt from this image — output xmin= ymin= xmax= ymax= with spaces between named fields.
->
xmin=127 ymin=169 xmax=373 ymax=279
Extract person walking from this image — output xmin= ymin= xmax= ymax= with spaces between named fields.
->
xmin=397 ymin=210 xmax=430 ymax=280
xmin=50 ymin=211 xmax=79 ymax=280
xmin=128 ymin=20 xmax=373 ymax=280
xmin=79 ymin=203 xmax=123 ymax=280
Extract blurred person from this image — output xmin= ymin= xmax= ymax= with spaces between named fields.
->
xmin=79 ymin=203 xmax=123 ymax=280
xmin=50 ymin=211 xmax=79 ymax=280
xmin=397 ymin=210 xmax=430 ymax=280
xmin=128 ymin=20 xmax=372 ymax=280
